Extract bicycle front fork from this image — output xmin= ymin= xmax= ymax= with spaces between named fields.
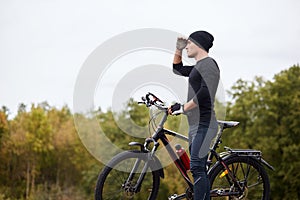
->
xmin=124 ymin=158 xmax=150 ymax=193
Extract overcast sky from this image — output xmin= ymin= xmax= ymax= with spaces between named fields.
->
xmin=1 ymin=0 xmax=299 ymax=117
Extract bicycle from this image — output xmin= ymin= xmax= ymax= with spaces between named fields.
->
xmin=95 ymin=92 xmax=274 ymax=200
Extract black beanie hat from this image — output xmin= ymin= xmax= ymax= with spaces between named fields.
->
xmin=188 ymin=31 xmax=214 ymax=52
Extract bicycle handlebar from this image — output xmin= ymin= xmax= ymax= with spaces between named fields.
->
xmin=138 ymin=92 xmax=168 ymax=111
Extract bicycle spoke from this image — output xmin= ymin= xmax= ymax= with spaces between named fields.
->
xmin=209 ymin=156 xmax=269 ymax=199
xmin=96 ymin=151 xmax=159 ymax=200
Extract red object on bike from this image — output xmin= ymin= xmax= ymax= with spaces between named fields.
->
xmin=175 ymin=144 xmax=190 ymax=171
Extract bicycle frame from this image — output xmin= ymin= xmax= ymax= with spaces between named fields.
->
xmin=129 ymin=100 xmax=234 ymax=197
xmin=144 ymin=113 xmax=243 ymax=195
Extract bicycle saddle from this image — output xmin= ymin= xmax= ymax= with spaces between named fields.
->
xmin=217 ymin=120 xmax=239 ymax=129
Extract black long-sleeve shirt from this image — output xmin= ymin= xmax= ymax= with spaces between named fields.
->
xmin=173 ymin=57 xmax=220 ymax=126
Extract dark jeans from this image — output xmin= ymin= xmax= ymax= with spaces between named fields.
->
xmin=189 ymin=124 xmax=217 ymax=200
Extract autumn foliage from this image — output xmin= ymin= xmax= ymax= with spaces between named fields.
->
xmin=0 ymin=65 xmax=299 ymax=199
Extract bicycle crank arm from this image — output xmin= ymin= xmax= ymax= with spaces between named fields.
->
xmin=210 ymin=189 xmax=240 ymax=197
xmin=168 ymin=193 xmax=186 ymax=200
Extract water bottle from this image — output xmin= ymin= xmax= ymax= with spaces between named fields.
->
xmin=175 ymin=144 xmax=190 ymax=171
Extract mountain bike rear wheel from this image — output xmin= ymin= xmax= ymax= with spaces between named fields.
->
xmin=95 ymin=150 xmax=160 ymax=200
xmin=208 ymin=156 xmax=270 ymax=200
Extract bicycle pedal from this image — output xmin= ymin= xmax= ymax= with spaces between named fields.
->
xmin=168 ymin=194 xmax=178 ymax=200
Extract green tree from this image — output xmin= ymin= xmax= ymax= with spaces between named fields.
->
xmin=0 ymin=103 xmax=96 ymax=199
xmin=225 ymin=65 xmax=300 ymax=199
xmin=0 ymin=107 xmax=9 ymax=147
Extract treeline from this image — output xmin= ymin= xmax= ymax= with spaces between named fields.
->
xmin=0 ymin=104 xmax=100 ymax=200
xmin=224 ymin=65 xmax=300 ymax=199
xmin=0 ymin=64 xmax=299 ymax=199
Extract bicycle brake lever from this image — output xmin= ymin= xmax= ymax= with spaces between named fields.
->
xmin=148 ymin=92 xmax=163 ymax=103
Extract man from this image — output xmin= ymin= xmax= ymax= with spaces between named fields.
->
xmin=168 ymin=31 xmax=220 ymax=200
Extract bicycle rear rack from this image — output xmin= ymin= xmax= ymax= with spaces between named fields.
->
xmin=224 ymin=146 xmax=262 ymax=157
xmin=223 ymin=146 xmax=275 ymax=171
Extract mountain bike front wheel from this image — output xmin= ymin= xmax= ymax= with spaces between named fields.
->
xmin=95 ymin=150 xmax=160 ymax=200
xmin=208 ymin=155 xmax=270 ymax=200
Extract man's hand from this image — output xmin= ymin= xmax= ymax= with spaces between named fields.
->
xmin=176 ymin=37 xmax=187 ymax=50
xmin=168 ymin=103 xmax=184 ymax=115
